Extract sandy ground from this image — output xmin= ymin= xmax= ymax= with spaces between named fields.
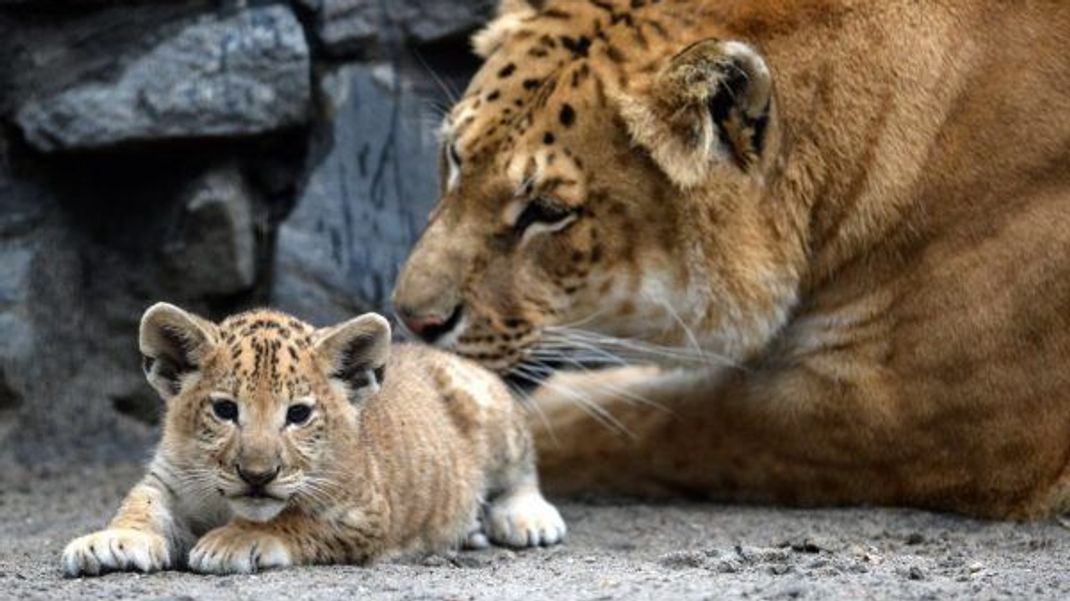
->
xmin=2 ymin=465 xmax=1069 ymax=601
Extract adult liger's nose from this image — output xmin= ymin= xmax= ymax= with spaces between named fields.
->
xmin=397 ymin=303 xmax=464 ymax=344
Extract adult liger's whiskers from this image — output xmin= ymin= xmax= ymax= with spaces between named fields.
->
xmin=505 ymin=378 xmax=560 ymax=447
xmin=522 ymin=348 xmax=673 ymax=415
xmin=508 ymin=362 xmax=634 ymax=439
xmin=543 ymin=326 xmax=744 ymax=370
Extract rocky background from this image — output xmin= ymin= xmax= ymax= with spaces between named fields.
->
xmin=0 ymin=0 xmax=491 ymax=465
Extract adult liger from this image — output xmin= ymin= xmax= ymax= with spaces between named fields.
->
xmin=393 ymin=0 xmax=1070 ymax=518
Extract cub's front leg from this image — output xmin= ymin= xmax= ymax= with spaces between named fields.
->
xmin=62 ymin=478 xmax=184 ymax=577
xmin=187 ymin=521 xmax=294 ymax=575
xmin=188 ymin=507 xmax=385 ymax=575
xmin=483 ymin=403 xmax=566 ymax=548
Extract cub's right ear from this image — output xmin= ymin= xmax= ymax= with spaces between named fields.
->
xmin=139 ymin=303 xmax=218 ymax=400
xmin=314 ymin=313 xmax=391 ymax=405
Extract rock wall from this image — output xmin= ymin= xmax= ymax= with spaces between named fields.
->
xmin=0 ymin=0 xmax=487 ymax=465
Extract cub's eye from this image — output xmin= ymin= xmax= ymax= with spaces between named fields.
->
xmin=514 ymin=198 xmax=578 ymax=237
xmin=286 ymin=403 xmax=313 ymax=425
xmin=212 ymin=399 xmax=238 ymax=422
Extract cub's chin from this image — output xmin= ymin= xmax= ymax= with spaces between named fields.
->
xmin=229 ymin=496 xmax=287 ymax=523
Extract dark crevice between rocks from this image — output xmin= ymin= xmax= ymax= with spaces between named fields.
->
xmin=8 ymin=125 xmax=311 ymax=314
xmin=111 ymin=393 xmax=161 ymax=426
xmin=0 ymin=370 xmax=18 ymax=447
xmin=0 ymin=370 xmax=17 ymax=411
xmin=411 ymin=34 xmax=485 ymax=84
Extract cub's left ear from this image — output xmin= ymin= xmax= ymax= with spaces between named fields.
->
xmin=314 ymin=313 xmax=391 ymax=405
xmin=618 ymin=39 xmax=774 ymax=188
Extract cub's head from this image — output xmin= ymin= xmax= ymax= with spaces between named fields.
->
xmin=139 ymin=303 xmax=390 ymax=522
xmin=394 ymin=0 xmax=790 ymax=375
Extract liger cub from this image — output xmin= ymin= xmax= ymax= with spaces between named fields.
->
xmin=62 ymin=304 xmax=565 ymax=577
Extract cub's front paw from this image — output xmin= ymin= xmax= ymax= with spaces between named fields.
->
xmin=188 ymin=526 xmax=292 ymax=575
xmin=485 ymin=491 xmax=567 ymax=548
xmin=62 ymin=528 xmax=171 ymax=577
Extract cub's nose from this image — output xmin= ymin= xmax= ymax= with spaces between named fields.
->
xmin=397 ymin=303 xmax=463 ymax=344
xmin=236 ymin=464 xmax=280 ymax=488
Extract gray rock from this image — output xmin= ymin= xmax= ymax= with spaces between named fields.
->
xmin=15 ymin=5 xmax=311 ymax=151
xmin=0 ymin=245 xmax=35 ymax=362
xmin=306 ymin=0 xmax=496 ymax=56
xmin=272 ymin=63 xmax=440 ymax=325
xmin=0 ymin=245 xmax=33 ymax=310
xmin=391 ymin=0 xmax=496 ymax=42
xmin=0 ymin=241 xmax=33 ymax=442
xmin=0 ymin=180 xmax=44 ymax=420
xmin=161 ymin=165 xmax=257 ymax=297
xmin=311 ymin=0 xmax=379 ymax=56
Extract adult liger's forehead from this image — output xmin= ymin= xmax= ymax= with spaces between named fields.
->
xmin=446 ymin=0 xmax=681 ymax=151
xmin=446 ymin=61 xmax=594 ymax=155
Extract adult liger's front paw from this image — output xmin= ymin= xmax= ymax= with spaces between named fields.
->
xmin=62 ymin=528 xmax=171 ymax=577
xmin=485 ymin=490 xmax=567 ymax=548
xmin=188 ymin=526 xmax=293 ymax=575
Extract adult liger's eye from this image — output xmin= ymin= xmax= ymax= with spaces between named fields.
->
xmin=286 ymin=403 xmax=313 ymax=425
xmin=212 ymin=399 xmax=238 ymax=422
xmin=514 ymin=198 xmax=577 ymax=236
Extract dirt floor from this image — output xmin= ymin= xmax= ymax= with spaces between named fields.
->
xmin=2 ymin=464 xmax=1069 ymax=601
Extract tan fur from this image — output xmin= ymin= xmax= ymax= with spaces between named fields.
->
xmin=472 ymin=0 xmax=540 ymax=58
xmin=62 ymin=305 xmax=564 ymax=576
xmin=394 ymin=0 xmax=1070 ymax=518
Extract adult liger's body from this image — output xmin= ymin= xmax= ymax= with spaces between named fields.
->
xmin=392 ymin=0 xmax=1070 ymax=518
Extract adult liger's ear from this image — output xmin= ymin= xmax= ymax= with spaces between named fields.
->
xmin=139 ymin=303 xmax=218 ymax=400
xmin=314 ymin=313 xmax=391 ymax=405
xmin=618 ymin=39 xmax=775 ymax=188
xmin=471 ymin=0 xmax=544 ymax=58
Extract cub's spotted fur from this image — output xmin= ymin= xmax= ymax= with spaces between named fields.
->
xmin=63 ymin=304 xmax=564 ymax=576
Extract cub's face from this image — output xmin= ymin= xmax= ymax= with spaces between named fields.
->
xmin=139 ymin=304 xmax=390 ymax=522
xmin=394 ymin=1 xmax=782 ymax=374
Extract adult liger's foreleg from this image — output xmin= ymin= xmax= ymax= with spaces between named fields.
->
xmin=62 ymin=468 xmax=189 ymax=576
xmin=529 ymin=365 xmax=1068 ymax=518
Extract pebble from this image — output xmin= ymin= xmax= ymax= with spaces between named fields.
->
xmin=657 ymin=551 xmax=706 ymax=569
xmin=790 ymin=539 xmax=822 ymax=554
xmin=449 ymin=554 xmax=491 ymax=569
xmin=716 ymin=559 xmax=742 ymax=574
xmin=421 ymin=555 xmax=448 ymax=567
xmin=769 ymin=564 xmax=794 ymax=576
xmin=736 ymin=545 xmax=790 ymax=563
